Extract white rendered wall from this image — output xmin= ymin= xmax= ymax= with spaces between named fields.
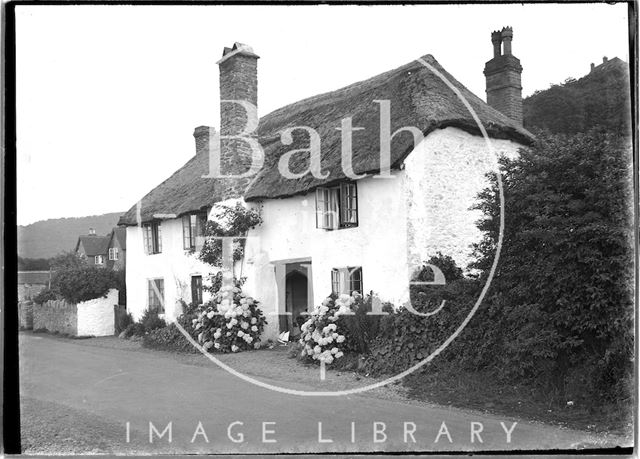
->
xmin=403 ymin=127 xmax=521 ymax=274
xmin=76 ymin=288 xmax=118 ymax=337
xmin=125 ymin=216 xmax=215 ymax=322
xmin=242 ymin=172 xmax=410 ymax=339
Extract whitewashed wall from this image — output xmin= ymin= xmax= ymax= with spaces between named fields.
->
xmin=403 ymin=127 xmax=521 ymax=274
xmin=76 ymin=288 xmax=119 ymax=337
xmin=126 ymin=216 xmax=214 ymax=321
xmin=243 ymin=173 xmax=409 ymax=339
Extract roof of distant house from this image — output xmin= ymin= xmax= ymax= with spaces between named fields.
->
xmin=18 ymin=271 xmax=51 ymax=285
xmin=75 ymin=235 xmax=110 ymax=256
xmin=118 ymin=53 xmax=533 ymax=226
xmin=109 ymin=227 xmax=126 ymax=250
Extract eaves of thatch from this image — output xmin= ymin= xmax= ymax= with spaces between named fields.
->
xmin=118 ymin=54 xmax=533 ymax=226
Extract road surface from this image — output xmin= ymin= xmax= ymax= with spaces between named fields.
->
xmin=18 ymin=333 xmax=627 ymax=454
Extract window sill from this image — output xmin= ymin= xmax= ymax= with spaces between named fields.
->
xmin=319 ymin=225 xmax=359 ymax=231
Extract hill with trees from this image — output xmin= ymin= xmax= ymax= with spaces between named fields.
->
xmin=523 ymin=57 xmax=631 ymax=136
xmin=17 ymin=212 xmax=123 ymax=259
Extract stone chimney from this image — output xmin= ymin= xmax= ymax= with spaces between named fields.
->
xmin=591 ymin=63 xmax=595 ymax=73
xmin=603 ymin=56 xmax=608 ymax=64
xmin=483 ymin=26 xmax=523 ymax=126
xmin=216 ymin=42 xmax=260 ymax=198
xmin=89 ymin=228 xmax=96 ymax=236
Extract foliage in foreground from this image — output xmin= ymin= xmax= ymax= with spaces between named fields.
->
xmin=364 ymin=131 xmax=634 ymax=404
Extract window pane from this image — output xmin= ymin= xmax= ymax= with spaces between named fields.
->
xmin=349 ymin=267 xmax=363 ymax=294
xmin=327 ymin=188 xmax=339 ymax=229
xmin=183 ymin=216 xmax=191 ymax=249
xmin=331 ymin=269 xmax=340 ymax=295
xmin=156 ymin=223 xmax=162 ymax=253
xmin=316 ymin=188 xmax=327 ymax=229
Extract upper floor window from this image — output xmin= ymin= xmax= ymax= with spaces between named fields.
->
xmin=147 ymin=278 xmax=165 ymax=313
xmin=315 ymin=182 xmax=358 ymax=230
xmin=95 ymin=255 xmax=104 ymax=265
xmin=143 ymin=222 xmax=162 ymax=255
xmin=331 ymin=266 xmax=363 ymax=295
xmin=182 ymin=212 xmax=207 ymax=251
xmin=108 ymin=247 xmax=119 ymax=261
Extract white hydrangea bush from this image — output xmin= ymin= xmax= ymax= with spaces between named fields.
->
xmin=299 ymin=293 xmax=361 ymax=364
xmin=193 ymin=281 xmax=267 ymax=353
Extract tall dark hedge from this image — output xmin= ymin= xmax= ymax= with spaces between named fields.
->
xmin=470 ymin=129 xmax=634 ymax=398
xmin=365 ymin=130 xmax=633 ymax=402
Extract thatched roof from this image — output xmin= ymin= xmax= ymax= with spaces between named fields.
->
xmin=119 ymin=54 xmax=532 ymax=226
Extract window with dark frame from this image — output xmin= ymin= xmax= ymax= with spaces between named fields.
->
xmin=148 ymin=279 xmax=164 ymax=312
xmin=142 ymin=221 xmax=162 ymax=254
xmin=182 ymin=213 xmax=207 ymax=250
xmin=331 ymin=266 xmax=363 ymax=295
xmin=147 ymin=278 xmax=165 ymax=313
xmin=191 ymin=275 xmax=203 ymax=306
xmin=315 ymin=182 xmax=358 ymax=230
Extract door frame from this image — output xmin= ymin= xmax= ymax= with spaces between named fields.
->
xmin=272 ymin=257 xmax=313 ymax=334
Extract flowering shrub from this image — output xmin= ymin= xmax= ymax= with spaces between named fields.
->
xmin=199 ymin=201 xmax=262 ymax=268
xmin=193 ymin=281 xmax=267 ymax=353
xmin=299 ymin=294 xmax=361 ymax=364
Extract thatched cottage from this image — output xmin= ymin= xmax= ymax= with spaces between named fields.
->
xmin=119 ymin=27 xmax=533 ymax=339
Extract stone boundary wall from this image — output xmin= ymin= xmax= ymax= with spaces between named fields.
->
xmin=18 ymin=301 xmax=34 ymax=330
xmin=33 ymin=299 xmax=77 ymax=335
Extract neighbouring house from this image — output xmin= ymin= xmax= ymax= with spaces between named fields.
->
xmin=106 ymin=227 xmax=126 ymax=271
xmin=118 ymin=28 xmax=533 ymax=339
xmin=18 ymin=270 xmax=51 ymax=301
xmin=74 ymin=228 xmax=110 ymax=267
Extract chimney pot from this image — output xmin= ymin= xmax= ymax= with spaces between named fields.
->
xmin=89 ymin=228 xmax=96 ymax=236
xmin=590 ymin=63 xmax=595 ymax=72
xmin=491 ymin=30 xmax=502 ymax=58
xmin=484 ymin=26 xmax=523 ymax=126
xmin=501 ymin=26 xmax=513 ymax=55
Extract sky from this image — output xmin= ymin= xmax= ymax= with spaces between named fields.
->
xmin=15 ymin=3 xmax=630 ymax=225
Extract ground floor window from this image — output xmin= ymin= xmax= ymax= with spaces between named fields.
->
xmin=191 ymin=275 xmax=203 ymax=306
xmin=95 ymin=255 xmax=104 ymax=265
xmin=147 ymin=278 xmax=165 ymax=313
xmin=331 ymin=266 xmax=363 ymax=295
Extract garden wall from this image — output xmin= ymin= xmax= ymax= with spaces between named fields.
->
xmin=18 ymin=301 xmax=34 ymax=330
xmin=33 ymin=289 xmax=119 ymax=337
xmin=77 ymin=289 xmax=118 ymax=337
xmin=34 ymin=299 xmax=77 ymax=335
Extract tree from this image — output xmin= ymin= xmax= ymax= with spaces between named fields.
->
xmin=50 ymin=251 xmax=87 ymax=270
xmin=470 ymin=129 xmax=634 ymax=398
xmin=18 ymin=256 xmax=51 ymax=271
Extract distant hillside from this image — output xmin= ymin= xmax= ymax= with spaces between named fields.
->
xmin=523 ymin=57 xmax=631 ymax=135
xmin=17 ymin=212 xmax=123 ymax=259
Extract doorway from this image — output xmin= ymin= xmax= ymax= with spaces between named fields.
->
xmin=276 ymin=260 xmax=313 ymax=337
